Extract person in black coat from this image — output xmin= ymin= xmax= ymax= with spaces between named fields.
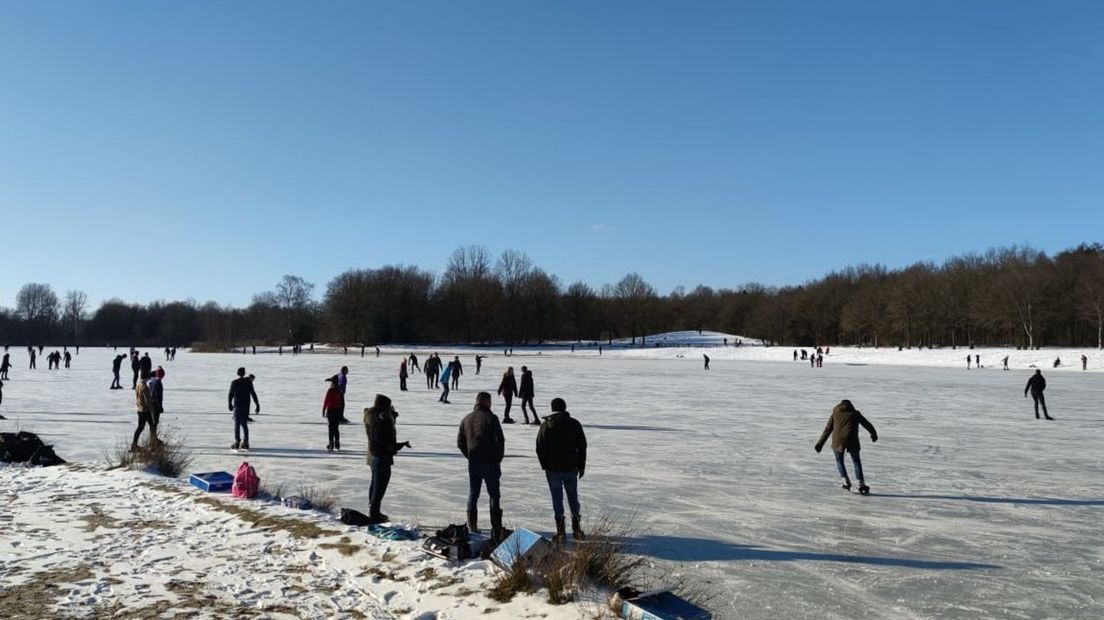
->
xmin=364 ymin=394 xmax=410 ymax=524
xmin=536 ymin=398 xmax=588 ymax=543
xmin=519 ymin=366 xmax=539 ymax=425
xmin=1025 ymin=369 xmax=1054 ymax=420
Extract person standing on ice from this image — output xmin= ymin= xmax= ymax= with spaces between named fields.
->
xmin=519 ymin=366 xmax=539 ymax=424
xmin=451 ymin=356 xmax=463 ymax=390
xmin=322 ymin=375 xmax=344 ymax=451
xmin=458 ymin=391 xmax=506 ymax=541
xmin=536 ymin=397 xmax=588 ymax=544
xmin=408 ymin=352 xmax=420 ymax=374
xmin=399 ymin=358 xmax=408 ymax=391
xmin=815 ymin=399 xmax=878 ymax=495
xmin=966 ymin=355 xmax=972 ymax=370
xmin=147 ymin=367 xmax=165 ymax=446
xmin=475 ymin=355 xmax=485 ymax=375
xmin=975 ymin=354 xmax=980 ymax=369
xmin=63 ymin=350 xmax=71 ymax=369
xmin=131 ymin=370 xmax=156 ymax=452
xmin=497 ymin=367 xmax=518 ymax=424
xmin=1082 ymin=355 xmax=1088 ymax=371
xmin=365 ymin=393 xmax=411 ymax=524
xmin=29 ymin=348 xmax=36 ymax=370
xmin=129 ymin=352 xmax=140 ymax=388
xmin=793 ymin=350 xmax=798 ymax=362
xmin=228 ymin=367 xmax=260 ymax=450
xmin=110 ymin=354 xmax=126 ymax=389
xmin=1024 ymin=369 xmax=1054 ymax=420
xmin=703 ymin=354 xmax=710 ymax=370
xmin=0 ymin=352 xmax=10 ymax=380
xmin=335 ymin=366 xmax=351 ymax=424
xmin=439 ymin=360 xmax=453 ymax=403
xmin=1002 ymin=355 xmax=1010 ymax=371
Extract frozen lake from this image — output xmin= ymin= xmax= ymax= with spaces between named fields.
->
xmin=3 ymin=346 xmax=1103 ymax=619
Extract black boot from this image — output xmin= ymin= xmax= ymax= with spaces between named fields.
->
xmin=553 ymin=517 xmax=566 ymax=544
xmin=490 ymin=509 xmax=504 ymax=543
xmin=571 ymin=516 xmax=585 ymax=542
xmin=467 ymin=509 xmax=479 ymax=534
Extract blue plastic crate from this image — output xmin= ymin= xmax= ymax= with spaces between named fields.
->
xmin=621 ymin=589 xmax=712 ymax=620
xmin=490 ymin=527 xmax=551 ymax=570
xmin=189 ymin=471 xmax=234 ymax=493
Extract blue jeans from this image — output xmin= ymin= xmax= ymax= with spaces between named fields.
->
xmin=439 ymin=383 xmax=450 ymax=402
xmin=369 ymin=457 xmax=392 ymax=517
xmin=467 ymin=462 xmax=501 ymax=512
xmin=835 ymin=450 xmax=864 ymax=482
xmin=546 ymin=471 xmax=581 ymax=520
xmin=233 ymin=407 xmax=250 ymax=444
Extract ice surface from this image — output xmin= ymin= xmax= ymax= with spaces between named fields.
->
xmin=2 ymin=345 xmax=1103 ymax=618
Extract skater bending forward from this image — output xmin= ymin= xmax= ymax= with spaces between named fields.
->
xmin=815 ymin=399 xmax=877 ymax=494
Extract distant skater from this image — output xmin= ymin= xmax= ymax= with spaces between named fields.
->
xmin=451 ymin=356 xmax=463 ymax=390
xmin=1025 ymin=369 xmax=1054 ymax=420
xmin=439 ymin=361 xmax=453 ymax=403
xmin=497 ymin=367 xmax=518 ymax=424
xmin=0 ymin=353 xmax=10 ymax=380
xmin=815 ymin=399 xmax=878 ymax=495
xmin=475 ymin=355 xmax=485 ymax=375
xmin=323 ymin=375 xmax=344 ymax=451
xmin=399 ymin=358 xmax=408 ymax=391
xmin=29 ymin=349 xmax=36 ymax=370
xmin=1082 ymin=355 xmax=1088 ymax=371
xmin=519 ymin=366 xmax=539 ymax=425
xmin=229 ymin=367 xmax=260 ymax=450
xmin=966 ymin=355 xmax=971 ymax=370
xmin=111 ymin=354 xmax=126 ymax=389
xmin=1002 ymin=356 xmax=1009 ymax=371
xmin=336 ymin=366 xmax=351 ymax=423
xmin=703 ymin=354 xmax=710 ymax=370
xmin=63 ymin=350 xmax=72 ymax=369
xmin=409 ymin=353 xmax=420 ymax=373
xmin=975 ymin=354 xmax=980 ymax=369
xmin=130 ymin=353 xmax=140 ymax=389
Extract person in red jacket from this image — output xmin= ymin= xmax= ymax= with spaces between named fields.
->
xmin=323 ymin=376 xmax=345 ymax=451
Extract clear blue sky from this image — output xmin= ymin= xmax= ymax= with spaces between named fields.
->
xmin=2 ymin=1 xmax=1102 ymax=308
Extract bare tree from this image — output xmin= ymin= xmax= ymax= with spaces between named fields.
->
xmin=16 ymin=283 xmax=60 ymax=341
xmin=614 ymin=273 xmax=657 ymax=345
xmin=275 ymin=275 xmax=315 ymax=343
xmin=62 ymin=290 xmax=89 ymax=343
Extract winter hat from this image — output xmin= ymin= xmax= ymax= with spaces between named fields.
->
xmin=550 ymin=398 xmax=567 ymax=412
xmin=372 ymin=393 xmax=392 ymax=412
xmin=155 ymin=367 xmax=166 ymax=379
xmin=839 ymin=399 xmax=854 ymax=409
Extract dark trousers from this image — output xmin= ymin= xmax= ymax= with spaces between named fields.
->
xmin=521 ymin=397 xmax=536 ymax=421
xmin=131 ymin=369 xmax=138 ymax=389
xmin=546 ymin=471 xmax=581 ymax=520
xmin=327 ymin=415 xmax=341 ymax=447
xmin=502 ymin=396 xmax=513 ymax=418
xmin=1032 ymin=392 xmax=1049 ymax=418
xmin=451 ymin=375 xmax=459 ymax=390
xmin=132 ymin=411 xmax=153 ymax=448
xmin=111 ymin=371 xmax=121 ymax=389
xmin=234 ymin=414 xmax=250 ymax=444
xmin=439 ymin=383 xmax=450 ymax=402
xmin=426 ymin=372 xmax=434 ymax=389
xmin=399 ymin=376 xmax=407 ymax=391
xmin=369 ymin=457 xmax=392 ymax=517
xmin=467 ymin=462 xmax=502 ymax=512
xmin=834 ymin=450 xmax=864 ymax=482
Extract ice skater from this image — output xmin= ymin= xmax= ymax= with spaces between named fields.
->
xmin=63 ymin=350 xmax=72 ymax=369
xmin=409 ymin=353 xmax=420 ymax=373
xmin=228 ymin=367 xmax=260 ymax=450
xmin=1082 ymin=354 xmax=1088 ymax=371
xmin=322 ymin=375 xmax=344 ymax=451
xmin=399 ymin=358 xmax=408 ymax=392
xmin=519 ymin=366 xmax=539 ymax=425
xmin=29 ymin=349 xmax=36 ymax=370
xmin=703 ymin=354 xmax=710 ymax=370
xmin=975 ymin=354 xmax=980 ymax=369
xmin=451 ymin=356 xmax=463 ymax=390
xmin=335 ymin=366 xmax=351 ymax=423
xmin=1025 ymin=369 xmax=1054 ymax=420
xmin=110 ymin=354 xmax=126 ymax=389
xmin=475 ymin=354 xmax=485 ymax=375
xmin=815 ymin=399 xmax=878 ymax=495
xmin=966 ymin=355 xmax=972 ymax=370
xmin=1002 ymin=355 xmax=1010 ymax=371
xmin=439 ymin=360 xmax=453 ymax=403
xmin=497 ymin=367 xmax=518 ymax=424
xmin=0 ymin=352 xmax=10 ymax=380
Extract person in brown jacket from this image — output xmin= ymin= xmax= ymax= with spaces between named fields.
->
xmin=131 ymin=370 xmax=155 ymax=451
xmin=815 ymin=399 xmax=877 ymax=494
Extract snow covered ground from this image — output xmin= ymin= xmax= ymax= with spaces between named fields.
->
xmin=2 ymin=345 xmax=1103 ymax=618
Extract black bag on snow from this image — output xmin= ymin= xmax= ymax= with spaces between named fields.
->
xmin=340 ymin=508 xmax=373 ymax=527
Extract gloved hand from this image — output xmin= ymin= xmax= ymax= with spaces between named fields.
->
xmin=871 ymin=434 xmax=878 ymax=443
xmin=402 ymin=441 xmax=412 ymax=449
xmin=578 ymin=468 xmax=585 ymax=479
xmin=814 ymin=443 xmax=823 ymax=453
xmin=228 ymin=405 xmax=234 ymax=412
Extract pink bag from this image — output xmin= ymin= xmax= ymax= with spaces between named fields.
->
xmin=231 ymin=461 xmax=260 ymax=499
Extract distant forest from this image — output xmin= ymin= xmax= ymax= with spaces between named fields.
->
xmin=2 ymin=243 xmax=1103 ymax=350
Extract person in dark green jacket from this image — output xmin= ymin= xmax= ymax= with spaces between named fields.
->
xmin=536 ymin=398 xmax=587 ymax=543
xmin=815 ymin=399 xmax=877 ymax=494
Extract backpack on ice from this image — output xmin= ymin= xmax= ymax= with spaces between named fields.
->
xmin=231 ymin=462 xmax=260 ymax=499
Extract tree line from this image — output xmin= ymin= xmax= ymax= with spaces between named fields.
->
xmin=2 ymin=243 xmax=1102 ymax=349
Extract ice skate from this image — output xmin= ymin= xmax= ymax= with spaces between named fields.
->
xmin=840 ymin=478 xmax=852 ymax=492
